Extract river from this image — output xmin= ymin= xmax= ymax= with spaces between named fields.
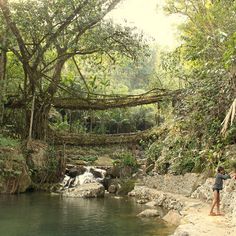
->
xmin=0 ymin=193 xmax=175 ymax=236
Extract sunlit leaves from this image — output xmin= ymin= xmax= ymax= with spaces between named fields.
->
xmin=163 ymin=0 xmax=236 ymax=150
xmin=1 ymin=0 xmax=147 ymax=97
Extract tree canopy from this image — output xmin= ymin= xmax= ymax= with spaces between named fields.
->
xmin=0 ymin=0 xmax=147 ymax=139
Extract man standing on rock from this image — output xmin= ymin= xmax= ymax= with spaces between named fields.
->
xmin=209 ymin=166 xmax=233 ymax=216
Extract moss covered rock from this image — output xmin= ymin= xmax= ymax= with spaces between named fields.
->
xmin=0 ymin=147 xmax=31 ymax=194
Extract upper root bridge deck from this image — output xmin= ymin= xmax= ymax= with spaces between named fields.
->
xmin=5 ymin=88 xmax=182 ymax=110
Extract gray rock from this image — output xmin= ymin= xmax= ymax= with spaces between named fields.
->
xmin=26 ymin=140 xmax=48 ymax=169
xmin=163 ymin=210 xmax=182 ymax=226
xmin=137 ymin=199 xmax=149 ymax=204
xmin=137 ymin=209 xmax=160 ymax=217
xmin=90 ymin=168 xmax=103 ymax=178
xmin=63 ymin=183 xmax=105 ymax=198
xmin=17 ymin=167 xmax=32 ymax=193
xmin=145 ymin=201 xmax=157 ymax=208
xmin=177 ymin=232 xmax=189 ymax=236
xmin=129 ymin=186 xmax=184 ymax=211
xmin=76 ymin=166 xmax=87 ymax=175
xmin=142 ymin=173 xmax=207 ymax=197
xmin=66 ymin=167 xmax=78 ymax=178
xmin=108 ymin=184 xmax=117 ymax=194
xmin=0 ymin=147 xmax=31 ymax=194
xmin=106 ymin=166 xmax=120 ymax=178
xmin=120 ymin=166 xmax=132 ymax=178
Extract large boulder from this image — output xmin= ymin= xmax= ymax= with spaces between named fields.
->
xmin=106 ymin=166 xmax=121 ymax=178
xmin=65 ymin=166 xmax=86 ymax=178
xmin=63 ymin=182 xmax=105 ymax=198
xmin=25 ymin=140 xmax=64 ymax=184
xmin=142 ymin=173 xmax=207 ymax=197
xmin=191 ymin=178 xmax=214 ymax=202
xmin=16 ymin=166 xmax=32 ymax=193
xmin=163 ymin=210 xmax=182 ymax=226
xmin=106 ymin=165 xmax=133 ymax=178
xmin=129 ymin=186 xmax=184 ymax=211
xmin=0 ymin=147 xmax=31 ymax=194
xmin=26 ymin=140 xmax=48 ymax=169
xmin=120 ymin=166 xmax=133 ymax=178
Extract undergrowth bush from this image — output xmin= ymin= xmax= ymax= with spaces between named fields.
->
xmin=79 ymin=156 xmax=98 ymax=164
xmin=0 ymin=134 xmax=20 ymax=147
xmin=112 ymin=152 xmax=138 ymax=169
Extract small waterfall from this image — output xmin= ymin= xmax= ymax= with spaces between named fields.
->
xmin=59 ymin=166 xmax=106 ymax=190
xmin=78 ymin=172 xmax=95 ymax=185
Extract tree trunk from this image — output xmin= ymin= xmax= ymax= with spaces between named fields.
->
xmin=26 ymin=100 xmax=51 ymax=140
xmin=0 ymin=33 xmax=7 ymax=126
xmin=24 ymin=53 xmax=67 ymax=140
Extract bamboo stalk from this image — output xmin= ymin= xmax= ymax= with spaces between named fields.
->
xmin=221 ymin=98 xmax=236 ymax=135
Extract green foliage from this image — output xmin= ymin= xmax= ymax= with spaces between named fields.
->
xmin=0 ymin=134 xmax=20 ymax=147
xmin=146 ymin=141 xmax=163 ymax=161
xmin=222 ymin=158 xmax=236 ymax=174
xmin=112 ymin=152 xmax=138 ymax=169
xmin=147 ymin=119 xmax=226 ymax=174
xmin=224 ymin=125 xmax=236 ymax=144
xmin=1 ymin=0 xmax=148 ymax=139
xmin=164 ymin=0 xmax=236 ymax=126
xmin=5 ymin=53 xmax=24 ymax=94
xmin=0 ymin=152 xmax=25 ymax=180
xmin=231 ymin=160 xmax=236 ymax=172
xmin=79 ymin=156 xmax=98 ymax=164
xmin=171 ymin=157 xmax=195 ymax=175
xmin=150 ymin=49 xmax=186 ymax=90
xmin=46 ymin=146 xmax=58 ymax=173
xmin=142 ymin=0 xmax=236 ymax=174
xmin=53 ymin=121 xmax=70 ymax=131
xmin=49 ymin=102 xmax=156 ymax=135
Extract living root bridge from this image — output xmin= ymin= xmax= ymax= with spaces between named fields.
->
xmin=5 ymin=89 xmax=182 ymax=110
xmin=52 ymin=89 xmax=181 ymax=110
xmin=49 ymin=128 xmax=160 ymax=146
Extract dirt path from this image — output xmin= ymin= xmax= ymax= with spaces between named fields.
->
xmin=130 ymin=183 xmax=236 ymax=235
xmin=173 ymin=197 xmax=236 ymax=236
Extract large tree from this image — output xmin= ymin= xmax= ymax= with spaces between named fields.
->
xmin=0 ymin=0 xmax=145 ymax=140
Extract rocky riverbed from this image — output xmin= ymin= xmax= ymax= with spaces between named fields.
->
xmin=57 ymin=163 xmax=136 ymax=198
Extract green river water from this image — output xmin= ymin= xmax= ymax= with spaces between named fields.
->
xmin=0 ymin=193 xmax=175 ymax=236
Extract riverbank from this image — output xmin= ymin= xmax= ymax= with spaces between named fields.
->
xmin=129 ymin=174 xmax=236 ymax=236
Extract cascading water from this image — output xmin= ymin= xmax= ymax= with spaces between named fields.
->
xmin=59 ymin=166 xmax=107 ymax=198
xmin=60 ymin=166 xmax=106 ymax=188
